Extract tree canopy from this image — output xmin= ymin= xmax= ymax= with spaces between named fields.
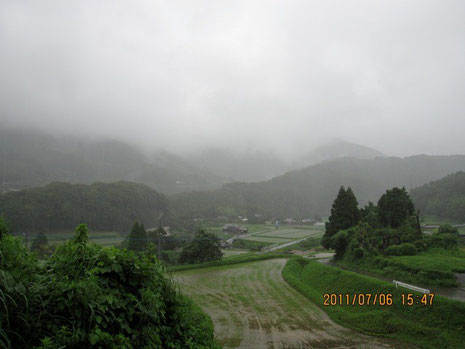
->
xmin=377 ymin=187 xmax=415 ymax=228
xmin=410 ymin=171 xmax=465 ymax=222
xmin=179 ymin=230 xmax=223 ymax=264
xmin=0 ymin=181 xmax=168 ymax=232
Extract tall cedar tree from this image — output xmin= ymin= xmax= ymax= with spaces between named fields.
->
xmin=179 ymin=230 xmax=223 ymax=264
xmin=128 ymin=222 xmax=148 ymax=252
xmin=322 ymin=186 xmax=360 ymax=248
xmin=377 ymin=187 xmax=414 ymax=228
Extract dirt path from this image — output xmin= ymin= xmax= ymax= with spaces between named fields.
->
xmin=175 ymin=259 xmax=404 ymax=349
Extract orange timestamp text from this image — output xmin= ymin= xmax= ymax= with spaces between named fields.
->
xmin=323 ymin=293 xmax=435 ymax=306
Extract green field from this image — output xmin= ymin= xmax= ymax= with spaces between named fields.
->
xmin=283 ymin=257 xmax=465 ymax=349
xmin=175 ymin=259 xmax=399 ymax=348
xmin=242 ymin=236 xmax=290 ymax=243
xmin=241 ymin=227 xmax=323 ymax=245
xmin=392 ymin=248 xmax=465 ymax=273
xmin=221 ymin=249 xmax=249 ymax=257
xmin=28 ymin=231 xmax=125 ymax=247
xmin=255 ymin=228 xmax=321 ymax=239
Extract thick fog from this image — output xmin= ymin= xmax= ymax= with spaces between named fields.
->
xmin=1 ymin=0 xmax=464 ymax=158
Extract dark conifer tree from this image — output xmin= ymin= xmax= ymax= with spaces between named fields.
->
xmin=322 ymin=186 xmax=360 ymax=248
xmin=128 ymin=222 xmax=148 ymax=252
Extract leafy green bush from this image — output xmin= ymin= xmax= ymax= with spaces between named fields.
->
xmin=0 ymin=224 xmax=218 ymax=348
xmin=424 ymin=233 xmax=458 ymax=249
xmin=179 ymin=230 xmax=223 ymax=264
xmin=437 ymin=224 xmax=459 ymax=235
xmin=384 ymin=243 xmax=416 ymax=256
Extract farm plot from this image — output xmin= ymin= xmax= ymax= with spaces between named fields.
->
xmin=242 ymin=229 xmax=323 ymax=246
xmin=39 ymin=231 xmax=124 ymax=247
xmin=175 ymin=259 xmax=398 ymax=349
xmin=242 ymin=236 xmax=290 ymax=244
xmin=256 ymin=228 xmax=323 ymax=239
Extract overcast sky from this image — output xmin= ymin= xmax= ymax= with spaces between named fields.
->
xmin=1 ymin=0 xmax=464 ymax=158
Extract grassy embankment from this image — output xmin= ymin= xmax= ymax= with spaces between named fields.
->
xmin=282 ymin=257 xmax=465 ymax=349
xmin=336 ymin=247 xmax=465 ymax=287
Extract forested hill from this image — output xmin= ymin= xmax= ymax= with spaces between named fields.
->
xmin=410 ymin=171 xmax=465 ymax=222
xmin=0 ymin=181 xmax=168 ymax=232
xmin=171 ymin=155 xmax=465 ymax=220
xmin=0 ymin=128 xmax=225 ymax=194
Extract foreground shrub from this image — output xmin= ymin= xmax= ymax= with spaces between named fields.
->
xmin=0 ymin=224 xmax=218 ymax=349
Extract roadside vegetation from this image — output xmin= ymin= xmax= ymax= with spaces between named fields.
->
xmin=282 ymin=257 xmax=465 ymax=349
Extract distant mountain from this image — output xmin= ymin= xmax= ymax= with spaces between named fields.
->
xmin=171 ymin=155 xmax=465 ymax=221
xmin=185 ymin=147 xmax=290 ymax=182
xmin=137 ymin=150 xmax=225 ymax=193
xmin=410 ymin=171 xmax=465 ymax=222
xmin=0 ymin=181 xmax=168 ymax=232
xmin=302 ymin=139 xmax=385 ymax=166
xmin=0 ymin=128 xmax=226 ymax=194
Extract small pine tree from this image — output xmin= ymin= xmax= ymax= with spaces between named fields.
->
xmin=128 ymin=222 xmax=148 ymax=252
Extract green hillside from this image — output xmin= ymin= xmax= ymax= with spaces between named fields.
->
xmin=0 ymin=181 xmax=168 ymax=232
xmin=172 ymin=155 xmax=465 ymax=220
xmin=410 ymin=171 xmax=465 ymax=222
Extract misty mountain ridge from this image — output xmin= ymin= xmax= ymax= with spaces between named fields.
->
xmin=0 ymin=127 xmax=227 ymax=194
xmin=1 ymin=127 xmax=391 ymax=193
xmin=171 ymin=154 xmax=465 ymax=221
xmin=301 ymin=139 xmax=385 ymax=166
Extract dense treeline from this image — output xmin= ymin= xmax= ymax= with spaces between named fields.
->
xmin=171 ymin=155 xmax=465 ymax=221
xmin=0 ymin=181 xmax=168 ymax=232
xmin=410 ymin=171 xmax=465 ymax=222
xmin=321 ymin=186 xmax=460 ymax=285
xmin=0 ymin=222 xmax=218 ymax=348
